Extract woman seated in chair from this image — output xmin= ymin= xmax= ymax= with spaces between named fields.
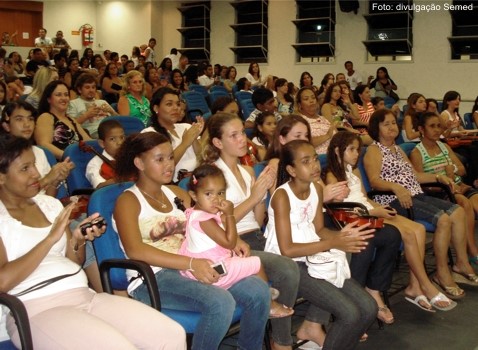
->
xmin=1 ymin=101 xmax=74 ymax=197
xmin=0 ymin=133 xmax=186 ymax=350
xmin=364 ymin=109 xmax=478 ymax=301
xmin=142 ymin=87 xmax=204 ymax=183
xmin=34 ymin=81 xmax=91 ymax=160
xmin=325 ymin=131 xmax=456 ymax=314
xmin=410 ymin=112 xmax=478 ymax=268
xmin=113 ymin=131 xmax=270 ymax=350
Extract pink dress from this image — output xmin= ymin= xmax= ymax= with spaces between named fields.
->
xmin=178 ymin=208 xmax=260 ymax=289
xmin=302 ymin=114 xmax=336 ymax=155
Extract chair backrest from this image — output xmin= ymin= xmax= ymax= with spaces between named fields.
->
xmin=210 ymin=85 xmax=229 ymax=94
xmin=188 ymin=84 xmax=209 ymax=99
xmin=357 ymin=147 xmax=371 ymax=193
xmin=88 ymin=182 xmax=134 ymax=290
xmin=181 ymin=91 xmax=212 ymax=121
xmin=318 ymin=154 xmax=328 ymax=173
xmin=235 ymin=90 xmax=253 ymax=103
xmin=231 ymin=84 xmax=239 ymax=96
xmin=398 ymin=142 xmax=417 ymax=157
xmin=209 ymin=90 xmax=230 ymax=105
xmin=100 ymin=116 xmax=146 ymax=135
xmin=178 ymin=176 xmax=190 ymax=191
xmin=238 ymin=98 xmax=256 ymax=121
xmin=463 ymin=113 xmax=474 ymax=130
xmin=63 ymin=140 xmax=103 ymax=193
xmin=383 ymin=96 xmax=396 ymax=109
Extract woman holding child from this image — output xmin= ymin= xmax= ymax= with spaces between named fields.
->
xmin=113 ymin=131 xmax=270 ymax=350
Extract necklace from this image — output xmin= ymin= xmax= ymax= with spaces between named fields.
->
xmin=139 ymin=187 xmax=167 ymax=209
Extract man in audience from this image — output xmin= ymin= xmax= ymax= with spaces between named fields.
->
xmin=198 ymin=64 xmax=219 ymax=90
xmin=144 ymin=38 xmax=157 ymax=66
xmin=25 ymin=48 xmax=50 ymax=77
xmin=175 ymin=53 xmax=189 ymax=73
xmin=52 ymin=30 xmax=71 ymax=49
xmin=68 ymin=73 xmax=118 ymax=138
xmin=344 ymin=60 xmax=363 ymax=90
xmin=336 ymin=72 xmax=346 ymax=82
xmin=34 ymin=28 xmax=53 ymax=47
xmin=244 ymin=87 xmax=282 ymax=129
xmin=53 ymin=53 xmax=67 ymax=80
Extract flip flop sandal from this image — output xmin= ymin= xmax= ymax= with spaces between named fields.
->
xmin=269 ymin=303 xmax=294 ymax=319
xmin=404 ymin=294 xmax=436 ymax=313
xmin=430 ymin=292 xmax=457 ymax=311
xmin=432 ymin=275 xmax=466 ymax=300
xmin=452 ymin=269 xmax=478 ymax=286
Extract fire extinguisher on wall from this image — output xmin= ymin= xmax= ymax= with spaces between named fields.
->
xmin=80 ymin=24 xmax=94 ymax=47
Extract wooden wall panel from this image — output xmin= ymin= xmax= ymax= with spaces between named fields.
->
xmin=0 ymin=2 xmax=43 ymax=47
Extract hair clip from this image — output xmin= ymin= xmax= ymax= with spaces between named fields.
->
xmin=192 ymin=175 xmax=198 ymax=185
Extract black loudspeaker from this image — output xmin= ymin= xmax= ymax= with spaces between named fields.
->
xmin=339 ymin=0 xmax=359 ymax=14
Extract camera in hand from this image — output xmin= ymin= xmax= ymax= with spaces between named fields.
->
xmin=80 ymin=217 xmax=106 ymax=236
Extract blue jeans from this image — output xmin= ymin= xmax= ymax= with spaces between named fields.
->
xmin=130 ymin=268 xmax=269 ymax=350
xmin=241 ymin=230 xmax=300 ymax=346
xmin=297 ymin=262 xmax=377 ymax=350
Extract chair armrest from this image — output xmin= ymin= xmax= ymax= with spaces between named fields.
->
xmin=99 ymin=259 xmax=161 ymax=311
xmin=366 ymin=190 xmax=414 ymax=220
xmin=71 ymin=188 xmax=95 ymax=196
xmin=0 ymin=292 xmax=33 ymax=350
xmin=420 ymin=182 xmax=457 ymax=204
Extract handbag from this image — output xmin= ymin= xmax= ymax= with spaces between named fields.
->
xmin=306 ymin=249 xmax=350 ymax=288
xmin=388 ymin=90 xmax=399 ymax=102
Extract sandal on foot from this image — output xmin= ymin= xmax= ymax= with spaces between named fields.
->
xmin=451 ymin=268 xmax=478 ymax=286
xmin=429 ymin=292 xmax=457 ymax=311
xmin=360 ymin=333 xmax=368 ymax=343
xmin=269 ymin=302 xmax=294 ymax=318
xmin=432 ymin=275 xmax=466 ymax=300
xmin=377 ymin=306 xmax=394 ymax=324
xmin=297 ymin=340 xmax=322 ymax=350
xmin=404 ymin=294 xmax=435 ymax=313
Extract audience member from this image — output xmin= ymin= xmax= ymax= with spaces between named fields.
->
xmin=168 ymin=69 xmax=188 ymax=93
xmin=223 ymin=66 xmax=237 ymax=93
xmin=114 ymin=131 xmax=269 ymax=350
xmin=34 ymin=28 xmax=53 ymax=47
xmin=198 ymin=64 xmax=219 ymax=90
xmin=100 ymin=62 xmax=122 ymax=105
xmin=34 ymin=81 xmax=91 ymax=159
xmin=144 ymin=38 xmax=157 ymax=66
xmin=245 ymin=88 xmax=282 ymax=129
xmin=158 ymin=57 xmax=173 ymax=84
xmin=369 ymin=66 xmax=398 ymax=101
xmin=402 ymin=93 xmax=426 ymax=142
xmin=68 ymin=73 xmax=118 ymax=137
xmin=0 ymin=133 xmax=186 ymax=350
xmin=25 ymin=66 xmax=59 ymax=110
xmin=25 ymin=48 xmax=50 ymax=77
xmin=299 ymin=71 xmax=319 ymax=93
xmin=52 ymin=30 xmax=70 ymax=49
xmin=275 ymin=78 xmax=293 ymax=115
xmin=117 ymin=70 xmax=151 ymax=127
xmin=165 ymin=48 xmax=180 ymax=69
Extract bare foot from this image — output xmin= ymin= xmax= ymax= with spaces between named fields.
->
xmin=296 ymin=320 xmax=326 ymax=347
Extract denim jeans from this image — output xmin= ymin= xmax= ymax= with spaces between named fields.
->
xmin=130 ymin=268 xmax=269 ymax=350
xmin=241 ymin=230 xmax=300 ymax=346
xmin=297 ymin=262 xmax=377 ymax=350
xmin=350 ymin=223 xmax=402 ymax=291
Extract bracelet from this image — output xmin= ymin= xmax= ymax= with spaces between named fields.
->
xmin=56 ymin=180 xmax=66 ymax=189
xmin=187 ymin=257 xmax=195 ymax=272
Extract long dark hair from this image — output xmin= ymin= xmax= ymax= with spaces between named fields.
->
xmin=324 ymin=82 xmax=347 ymax=111
xmin=149 ymin=87 xmax=177 ymax=142
xmin=115 ymin=132 xmax=171 ymax=182
xmin=276 ymin=139 xmax=313 ymax=188
xmin=326 ymin=131 xmax=362 ymax=182
xmin=442 ymin=90 xmax=461 ymax=115
xmin=38 ymin=81 xmax=69 ymax=115
xmin=253 ymin=111 xmax=274 ymax=148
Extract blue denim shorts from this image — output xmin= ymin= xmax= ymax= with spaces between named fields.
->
xmin=389 ymin=193 xmax=460 ymax=226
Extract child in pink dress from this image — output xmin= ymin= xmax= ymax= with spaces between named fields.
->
xmin=179 ymin=164 xmax=293 ymax=318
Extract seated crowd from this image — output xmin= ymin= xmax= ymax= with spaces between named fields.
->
xmin=1 ymin=39 xmax=478 ymax=350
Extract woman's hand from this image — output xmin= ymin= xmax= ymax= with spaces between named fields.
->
xmin=369 ymin=205 xmax=397 ymax=219
xmin=47 ymin=202 xmax=76 ymax=243
xmin=252 ymin=165 xmax=276 ymax=198
xmin=233 ymin=238 xmax=251 ymax=258
xmin=71 ymin=212 xmax=107 ymax=242
xmin=329 ymin=221 xmax=375 ymax=253
xmin=323 ymin=181 xmax=350 ymax=203
xmin=46 ymin=157 xmax=75 ymax=186
xmin=393 ymin=184 xmax=413 ymax=209
xmin=190 ymin=258 xmax=220 ymax=284
xmin=436 ymin=174 xmax=454 ymax=191
xmin=182 ymin=117 xmax=205 ymax=145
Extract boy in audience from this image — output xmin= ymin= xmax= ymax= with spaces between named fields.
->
xmin=244 ymin=87 xmax=282 ymax=129
xmin=85 ymin=119 xmax=125 ymax=189
xmin=68 ymin=73 xmax=117 ymax=138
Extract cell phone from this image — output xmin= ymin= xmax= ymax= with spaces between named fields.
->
xmin=211 ymin=262 xmax=227 ymax=276
xmin=80 ymin=217 xmax=107 ymax=236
